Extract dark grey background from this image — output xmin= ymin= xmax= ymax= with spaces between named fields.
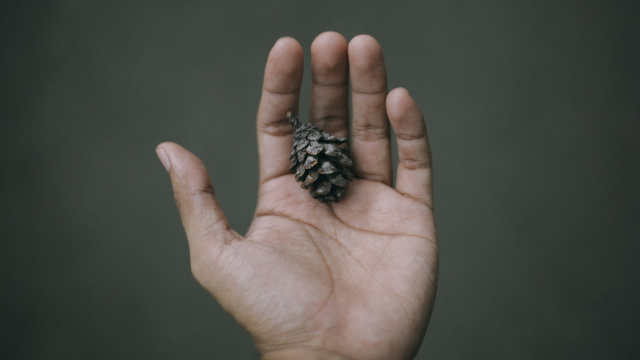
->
xmin=2 ymin=0 xmax=639 ymax=358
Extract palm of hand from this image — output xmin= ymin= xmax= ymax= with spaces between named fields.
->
xmin=157 ymin=32 xmax=437 ymax=360
xmin=218 ymin=177 xmax=437 ymax=358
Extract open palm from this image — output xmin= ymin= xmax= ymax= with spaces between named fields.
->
xmin=157 ymin=32 xmax=438 ymax=360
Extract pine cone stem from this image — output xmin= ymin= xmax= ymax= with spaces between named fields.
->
xmin=287 ymin=112 xmax=302 ymax=129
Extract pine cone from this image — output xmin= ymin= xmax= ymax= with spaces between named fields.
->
xmin=287 ymin=112 xmax=353 ymax=203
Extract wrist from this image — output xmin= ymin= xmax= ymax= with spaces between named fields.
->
xmin=261 ymin=348 xmax=351 ymax=360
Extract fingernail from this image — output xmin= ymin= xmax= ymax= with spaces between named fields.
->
xmin=156 ymin=147 xmax=171 ymax=172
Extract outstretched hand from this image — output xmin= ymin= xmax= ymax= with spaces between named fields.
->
xmin=156 ymin=32 xmax=437 ymax=360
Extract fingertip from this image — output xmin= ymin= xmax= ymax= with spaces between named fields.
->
xmin=155 ymin=143 xmax=171 ymax=172
xmin=156 ymin=142 xmax=187 ymax=169
xmin=348 ymin=34 xmax=386 ymax=90
xmin=157 ymin=142 xmax=212 ymax=190
xmin=387 ymin=87 xmax=410 ymax=104
xmin=390 ymin=86 xmax=409 ymax=95
xmin=265 ymin=37 xmax=304 ymax=92
xmin=348 ymin=34 xmax=383 ymax=59
xmin=310 ymin=31 xmax=348 ymax=80
xmin=312 ymin=31 xmax=347 ymax=52
xmin=270 ymin=36 xmax=304 ymax=61
xmin=387 ymin=87 xmax=421 ymax=123
xmin=349 ymin=34 xmax=379 ymax=47
xmin=156 ymin=141 xmax=183 ymax=155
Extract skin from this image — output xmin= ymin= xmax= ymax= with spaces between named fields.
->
xmin=156 ymin=32 xmax=437 ymax=360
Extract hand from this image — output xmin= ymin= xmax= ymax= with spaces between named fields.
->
xmin=156 ymin=32 xmax=437 ymax=360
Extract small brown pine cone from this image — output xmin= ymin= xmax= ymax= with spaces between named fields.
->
xmin=287 ymin=112 xmax=353 ymax=203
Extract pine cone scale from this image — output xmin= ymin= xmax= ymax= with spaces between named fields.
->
xmin=305 ymin=141 xmax=323 ymax=155
xmin=304 ymin=156 xmax=318 ymax=169
xmin=308 ymin=130 xmax=322 ymax=141
xmin=296 ymin=139 xmax=310 ymax=151
xmin=330 ymin=174 xmax=349 ymax=187
xmin=318 ymin=161 xmax=337 ymax=175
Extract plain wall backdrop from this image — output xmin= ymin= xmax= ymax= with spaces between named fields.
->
xmin=2 ymin=0 xmax=639 ymax=358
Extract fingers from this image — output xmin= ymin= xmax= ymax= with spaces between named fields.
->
xmin=309 ymin=32 xmax=349 ymax=139
xmin=387 ymin=88 xmax=433 ymax=208
xmin=156 ymin=142 xmax=239 ymax=261
xmin=257 ymin=37 xmax=304 ymax=184
xmin=349 ymin=35 xmax=393 ymax=185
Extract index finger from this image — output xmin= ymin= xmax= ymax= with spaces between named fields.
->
xmin=257 ymin=37 xmax=304 ymax=185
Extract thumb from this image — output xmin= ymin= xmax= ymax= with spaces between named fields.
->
xmin=156 ymin=142 xmax=238 ymax=265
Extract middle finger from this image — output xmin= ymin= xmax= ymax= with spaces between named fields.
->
xmin=308 ymin=31 xmax=350 ymax=139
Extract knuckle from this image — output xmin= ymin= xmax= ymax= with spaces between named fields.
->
xmin=352 ymin=124 xmax=389 ymax=141
xmin=194 ymin=182 xmax=216 ymax=197
xmin=396 ymin=130 xmax=427 ymax=142
xmin=355 ymin=169 xmax=389 ymax=183
xmin=312 ymin=79 xmax=348 ymax=88
xmin=311 ymin=114 xmax=347 ymax=129
xmin=263 ymin=86 xmax=300 ymax=95
xmin=173 ymin=183 xmax=216 ymax=213
xmin=258 ymin=117 xmax=295 ymax=137
xmin=173 ymin=189 xmax=188 ymax=213
xmin=351 ymin=86 xmax=386 ymax=95
xmin=400 ymin=157 xmax=432 ymax=170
